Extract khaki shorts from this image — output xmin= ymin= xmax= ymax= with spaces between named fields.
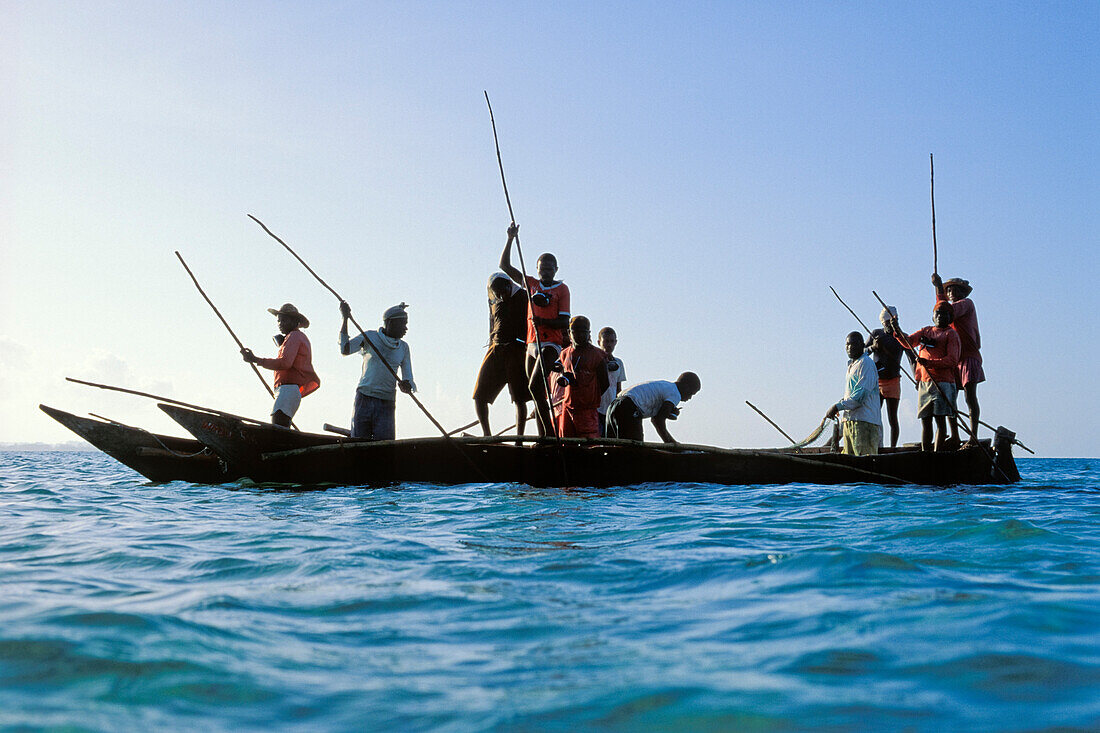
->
xmin=917 ymin=380 xmax=958 ymax=418
xmin=841 ymin=420 xmax=881 ymax=456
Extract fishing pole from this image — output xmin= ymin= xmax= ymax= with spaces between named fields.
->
xmin=484 ymin=91 xmax=560 ymax=440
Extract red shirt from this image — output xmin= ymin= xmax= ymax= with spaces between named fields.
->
xmin=946 ymin=297 xmax=981 ymax=360
xmin=524 ymin=275 xmax=570 ymax=346
xmin=256 ymin=330 xmax=320 ymax=397
xmin=904 ymin=326 xmax=960 ymax=384
xmin=560 ymin=343 xmax=609 ymax=411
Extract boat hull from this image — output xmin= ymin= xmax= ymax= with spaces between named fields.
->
xmin=39 ymin=404 xmax=233 ymax=484
xmin=257 ymin=436 xmax=1020 ymax=488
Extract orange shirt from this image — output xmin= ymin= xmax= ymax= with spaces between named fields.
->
xmin=904 ymin=326 xmax=960 ymax=384
xmin=256 ymin=330 xmax=320 ymax=397
xmin=524 ymin=275 xmax=570 ymax=346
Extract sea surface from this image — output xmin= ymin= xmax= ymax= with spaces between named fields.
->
xmin=0 ymin=452 xmax=1097 ymax=732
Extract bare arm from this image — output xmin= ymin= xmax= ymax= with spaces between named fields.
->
xmin=651 ymin=401 xmax=679 ymax=443
xmin=499 ymin=225 xmax=524 ymax=285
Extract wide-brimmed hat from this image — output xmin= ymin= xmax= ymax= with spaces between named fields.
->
xmin=942 ymin=278 xmax=973 ymax=298
xmin=267 ymin=303 xmax=309 ymax=328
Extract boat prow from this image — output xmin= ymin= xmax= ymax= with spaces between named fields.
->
xmin=39 ymin=404 xmax=234 ymax=484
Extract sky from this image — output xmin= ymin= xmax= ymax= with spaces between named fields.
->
xmin=3 ymin=1 xmax=1097 ymax=457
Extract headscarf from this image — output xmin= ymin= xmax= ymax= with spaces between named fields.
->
xmin=879 ymin=306 xmax=898 ymax=326
xmin=487 ymin=272 xmax=521 ymax=304
xmin=382 ymin=302 xmax=409 ymax=322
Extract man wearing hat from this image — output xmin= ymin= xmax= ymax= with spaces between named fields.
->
xmin=339 ymin=300 xmax=415 ymax=441
xmin=866 ymin=306 xmax=905 ymax=448
xmin=933 ymin=273 xmax=983 ymax=447
xmin=241 ymin=303 xmax=320 ymax=427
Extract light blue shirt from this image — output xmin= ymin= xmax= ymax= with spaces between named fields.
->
xmin=835 ymin=353 xmax=881 ymax=426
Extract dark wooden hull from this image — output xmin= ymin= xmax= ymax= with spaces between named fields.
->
xmin=257 ymin=436 xmax=1020 ymax=488
xmin=157 ymin=403 xmax=343 ymax=480
xmin=156 ymin=403 xmax=1019 ymax=487
xmin=39 ymin=404 xmax=234 ymax=484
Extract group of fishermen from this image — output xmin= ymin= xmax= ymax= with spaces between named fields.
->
xmin=825 ymin=274 xmax=984 ymax=455
xmin=239 ymin=224 xmax=700 ymax=444
xmin=237 ymin=230 xmax=983 ymax=457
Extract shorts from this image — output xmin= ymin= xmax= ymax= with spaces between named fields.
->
xmin=878 ymin=377 xmax=901 ymax=401
xmin=473 ymin=342 xmax=528 ymax=404
xmin=917 ymin=380 xmax=958 ymax=419
xmin=841 ymin=420 xmax=881 ymax=456
xmin=959 ymin=356 xmax=985 ymax=387
xmin=271 ymin=384 xmax=302 ymax=419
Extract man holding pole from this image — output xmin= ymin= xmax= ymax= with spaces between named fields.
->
xmin=499 ymin=224 xmax=570 ymax=437
xmin=933 ymin=273 xmax=983 ymax=448
xmin=241 ymin=304 xmax=320 ymax=427
xmin=339 ymin=301 xmax=415 ymax=441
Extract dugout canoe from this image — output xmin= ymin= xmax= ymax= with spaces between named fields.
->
xmin=157 ymin=402 xmax=1020 ymax=487
xmin=39 ymin=404 xmax=236 ymax=484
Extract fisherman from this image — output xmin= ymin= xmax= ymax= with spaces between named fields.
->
xmin=596 ymin=326 xmax=627 ymax=437
xmin=606 ymin=372 xmax=700 ymax=444
xmin=894 ymin=302 xmax=961 ymax=452
xmin=240 ymin=303 xmax=320 ymax=428
xmin=499 ymin=223 xmax=570 ymax=437
xmin=825 ymin=331 xmax=882 ymax=456
xmin=934 ymin=273 xmax=983 ymax=448
xmin=867 ymin=306 xmax=905 ymax=448
xmin=339 ymin=300 xmax=415 ymax=441
xmin=554 ymin=316 xmax=610 ymax=439
xmin=472 ymin=273 xmax=529 ymax=436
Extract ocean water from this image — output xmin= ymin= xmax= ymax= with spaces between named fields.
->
xmin=0 ymin=452 xmax=1097 ymax=732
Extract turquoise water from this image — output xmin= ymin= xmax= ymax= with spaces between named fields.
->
xmin=1 ymin=452 xmax=1097 ymax=732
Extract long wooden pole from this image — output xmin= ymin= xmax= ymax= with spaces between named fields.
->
xmin=247 ymin=214 xmax=450 ymax=439
xmin=484 ymin=91 xmax=559 ymax=439
xmin=930 ymin=153 xmax=938 ymax=276
xmin=66 ymin=377 xmax=266 ymax=425
xmin=829 ymin=286 xmax=874 ymax=335
xmin=174 ymin=251 xmax=299 ymax=431
xmin=744 ymin=401 xmax=799 ymax=448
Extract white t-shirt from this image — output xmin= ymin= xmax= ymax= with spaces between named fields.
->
xmin=597 ymin=356 xmax=627 ymax=415
xmin=621 ymin=380 xmax=680 ymax=418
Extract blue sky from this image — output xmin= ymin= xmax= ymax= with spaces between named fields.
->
xmin=3 ymin=2 xmax=1097 ymax=456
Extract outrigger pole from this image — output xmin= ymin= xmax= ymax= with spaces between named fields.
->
xmin=175 ymin=251 xmax=299 ymax=431
xmin=484 ymin=91 xmax=560 ymax=440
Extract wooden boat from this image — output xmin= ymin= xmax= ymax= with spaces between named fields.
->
xmin=39 ymin=404 xmax=236 ymax=484
xmin=157 ymin=402 xmax=1021 ymax=487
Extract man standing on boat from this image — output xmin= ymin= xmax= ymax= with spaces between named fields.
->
xmin=499 ymin=224 xmax=569 ymax=437
xmin=555 ymin=316 xmax=610 ymax=439
xmin=867 ymin=307 xmax=904 ymax=448
xmin=240 ymin=303 xmax=320 ymax=428
xmin=596 ymin=326 xmax=627 ymax=437
xmin=606 ymin=372 xmax=700 ymax=444
xmin=825 ymin=331 xmax=882 ymax=456
xmin=339 ymin=301 xmax=415 ymax=441
xmin=895 ymin=302 xmax=961 ymax=452
xmin=473 ymin=273 xmax=530 ymax=436
xmin=934 ymin=274 xmax=983 ymax=448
